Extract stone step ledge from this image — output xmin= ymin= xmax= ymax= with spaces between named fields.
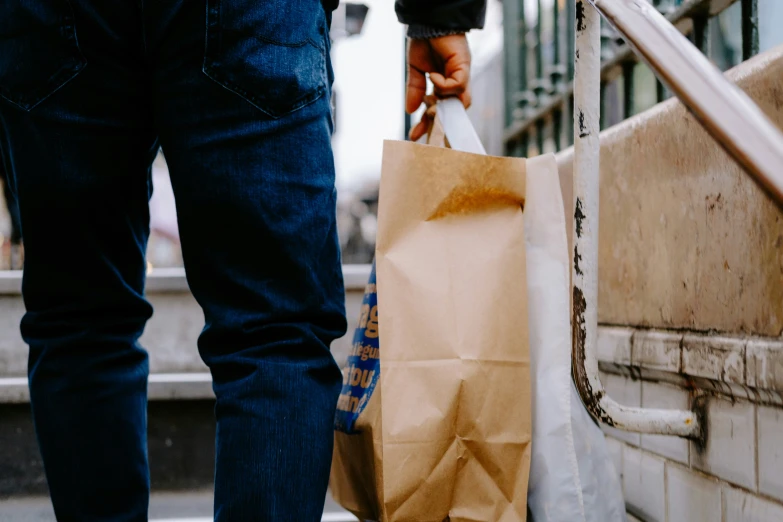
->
xmin=0 ymin=373 xmax=215 ymax=404
xmin=0 ymin=265 xmax=372 ymax=296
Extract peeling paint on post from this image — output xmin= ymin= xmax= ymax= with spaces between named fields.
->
xmin=572 ymin=0 xmax=603 ymax=425
xmin=574 ymin=198 xmax=585 ymax=237
xmin=571 ymin=0 xmax=701 ymax=441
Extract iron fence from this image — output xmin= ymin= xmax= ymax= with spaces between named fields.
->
xmin=502 ymin=0 xmax=759 ymax=157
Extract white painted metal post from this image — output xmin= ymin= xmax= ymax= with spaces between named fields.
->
xmin=571 ymin=0 xmax=701 ymax=439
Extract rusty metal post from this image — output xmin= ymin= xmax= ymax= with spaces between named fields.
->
xmin=571 ymin=0 xmax=701 ymax=439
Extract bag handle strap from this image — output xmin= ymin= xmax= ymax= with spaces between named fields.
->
xmin=425 ymin=98 xmax=486 ymax=155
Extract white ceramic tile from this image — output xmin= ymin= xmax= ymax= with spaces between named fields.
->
xmin=632 ymin=330 xmax=682 ymax=372
xmin=691 ymin=398 xmax=756 ymax=490
xmin=723 ymin=485 xmax=783 ymax=522
xmin=641 ymin=381 xmax=690 ymax=465
xmin=666 ymin=463 xmax=721 ymax=522
xmin=602 ymin=373 xmax=642 ymax=446
xmin=605 ymin=435 xmax=624 ymax=478
xmin=597 ymin=327 xmax=633 ymax=364
xmin=682 ymin=334 xmax=745 ymax=384
xmin=758 ymin=406 xmax=783 ymax=503
xmin=623 ymin=446 xmax=665 ymax=522
xmin=746 ymin=339 xmax=783 ymax=390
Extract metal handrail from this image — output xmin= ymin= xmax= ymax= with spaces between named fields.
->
xmin=592 ymin=0 xmax=783 ymax=204
xmin=572 ymin=0 xmax=783 ymax=441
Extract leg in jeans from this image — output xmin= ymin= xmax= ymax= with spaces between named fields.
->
xmin=148 ymin=1 xmax=347 ymax=520
xmin=0 ymin=3 xmax=154 ymax=520
xmin=1 ymin=0 xmax=345 ymax=519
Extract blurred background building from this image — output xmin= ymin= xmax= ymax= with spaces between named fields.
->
xmin=3 ymin=0 xmax=783 ymax=269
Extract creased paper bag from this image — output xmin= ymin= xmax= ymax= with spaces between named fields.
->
xmin=331 ymin=117 xmax=532 ymax=522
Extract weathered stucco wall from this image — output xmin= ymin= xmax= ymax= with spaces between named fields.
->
xmin=557 ymin=45 xmax=783 ymax=336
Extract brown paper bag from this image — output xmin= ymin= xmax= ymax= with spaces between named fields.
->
xmin=331 ymin=109 xmax=532 ymax=522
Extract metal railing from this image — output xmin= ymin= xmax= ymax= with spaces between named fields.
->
xmin=566 ymin=0 xmax=783 ymax=441
xmin=571 ymin=1 xmax=699 ymax=439
xmin=503 ymin=0 xmax=760 ymax=158
xmin=589 ymin=0 xmax=783 ymax=202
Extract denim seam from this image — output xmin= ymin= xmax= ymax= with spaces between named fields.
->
xmin=0 ymin=2 xmax=87 ymax=111
xmin=244 ymin=32 xmax=325 ymax=53
xmin=308 ymin=37 xmax=326 ymax=52
xmin=202 ymin=64 xmax=327 ymax=119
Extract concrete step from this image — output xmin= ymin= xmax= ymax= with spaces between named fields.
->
xmin=0 ymin=400 xmax=217 ymax=496
xmin=0 ymin=266 xmax=372 ymax=496
xmin=0 ymin=397 xmax=366 ymax=506
xmin=0 ymin=265 xmax=370 ymax=387
xmin=0 ymin=373 xmax=215 ymax=403
xmin=0 ymin=490 xmax=357 ymax=521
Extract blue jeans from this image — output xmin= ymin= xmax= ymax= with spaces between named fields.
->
xmin=0 ymin=1 xmax=346 ymax=521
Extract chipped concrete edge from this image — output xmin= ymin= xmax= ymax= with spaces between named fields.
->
xmin=0 ymin=373 xmax=216 ymax=404
xmin=599 ymin=325 xmax=783 ymax=397
xmin=0 ymin=270 xmax=22 ymax=295
xmin=0 ymin=264 xmax=373 ymax=296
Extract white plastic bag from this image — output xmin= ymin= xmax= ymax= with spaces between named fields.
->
xmin=438 ymin=98 xmax=626 ymax=522
xmin=522 ymin=149 xmax=625 ymax=522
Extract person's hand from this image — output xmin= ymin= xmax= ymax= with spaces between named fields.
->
xmin=406 ymin=34 xmax=472 ymax=142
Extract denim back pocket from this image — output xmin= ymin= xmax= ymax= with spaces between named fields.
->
xmin=203 ymin=0 xmax=329 ymax=119
xmin=0 ymin=1 xmax=87 ymax=111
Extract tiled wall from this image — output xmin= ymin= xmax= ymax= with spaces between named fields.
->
xmin=598 ymin=327 xmax=783 ymax=521
xmin=608 ymin=431 xmax=783 ymax=522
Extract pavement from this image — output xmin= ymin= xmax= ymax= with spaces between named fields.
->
xmin=0 ymin=490 xmax=357 ymax=522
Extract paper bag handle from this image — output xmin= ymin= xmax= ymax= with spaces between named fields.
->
xmin=426 ymin=98 xmax=487 ymax=156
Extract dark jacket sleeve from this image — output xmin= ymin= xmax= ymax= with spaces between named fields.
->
xmin=395 ymin=0 xmax=487 ymax=32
